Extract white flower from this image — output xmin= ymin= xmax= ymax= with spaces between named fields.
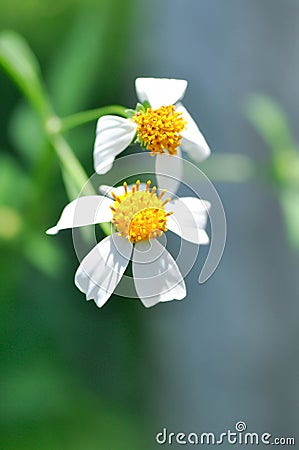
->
xmin=46 ymin=180 xmax=210 ymax=308
xmin=94 ymin=77 xmax=211 ymax=195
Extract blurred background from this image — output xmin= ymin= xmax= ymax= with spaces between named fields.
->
xmin=1 ymin=0 xmax=299 ymax=448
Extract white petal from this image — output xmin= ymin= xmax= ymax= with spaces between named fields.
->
xmin=155 ymin=148 xmax=183 ymax=196
xmin=166 ymin=197 xmax=210 ymax=245
xmin=135 ymin=78 xmax=187 ymax=109
xmin=94 ymin=115 xmax=137 ymax=174
xmin=75 ymin=234 xmax=133 ymax=307
xmin=176 ymin=104 xmax=211 ymax=162
xmin=133 ymin=240 xmax=186 ymax=308
xmin=99 ymin=183 xmax=147 ymax=198
xmin=46 ymin=196 xmax=113 ymax=235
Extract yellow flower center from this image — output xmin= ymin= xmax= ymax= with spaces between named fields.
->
xmin=110 ymin=180 xmax=173 ymax=243
xmin=133 ymin=105 xmax=187 ymax=156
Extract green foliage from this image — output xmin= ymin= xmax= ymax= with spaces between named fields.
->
xmin=9 ymin=103 xmax=46 ymax=165
xmin=0 ymin=31 xmax=52 ymax=121
xmin=245 ymin=94 xmax=299 ymax=248
xmin=0 ymin=3 xmax=147 ymax=448
xmin=245 ymin=94 xmax=295 ymax=156
xmin=47 ymin=7 xmax=118 ymax=116
xmin=245 ymin=94 xmax=299 ymax=185
xmin=0 ymin=356 xmax=144 ymax=450
xmin=279 ymin=189 xmax=299 ymax=249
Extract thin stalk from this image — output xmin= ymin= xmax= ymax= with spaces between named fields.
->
xmin=49 ymin=133 xmax=95 ymax=196
xmin=59 ymin=105 xmax=128 ymax=132
xmin=46 ymin=124 xmax=112 ymax=236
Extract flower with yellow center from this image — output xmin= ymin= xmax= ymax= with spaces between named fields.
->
xmin=133 ymin=105 xmax=187 ymax=156
xmin=93 ymin=77 xmax=211 ymax=195
xmin=46 ymin=180 xmax=210 ymax=308
xmin=110 ymin=180 xmax=172 ymax=243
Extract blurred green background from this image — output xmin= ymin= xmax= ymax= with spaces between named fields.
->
xmin=1 ymin=0 xmax=299 ymax=449
xmin=0 ymin=1 xmax=148 ymax=449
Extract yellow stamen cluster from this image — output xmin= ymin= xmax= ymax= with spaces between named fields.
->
xmin=133 ymin=105 xmax=187 ymax=156
xmin=110 ymin=180 xmax=173 ymax=243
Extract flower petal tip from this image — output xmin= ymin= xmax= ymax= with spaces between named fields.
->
xmin=95 ymin=163 xmax=112 ymax=175
xmin=46 ymin=226 xmax=59 ymax=235
xmin=98 ymin=185 xmax=111 ymax=195
xmin=201 ymin=232 xmax=210 ymax=245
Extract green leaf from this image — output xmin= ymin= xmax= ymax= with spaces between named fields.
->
xmin=135 ymin=102 xmax=144 ymax=112
xmin=47 ymin=5 xmax=125 ymax=116
xmin=279 ymin=188 xmax=299 ymax=250
xmin=9 ymin=103 xmax=46 ymax=165
xmin=125 ymin=109 xmax=136 ymax=118
xmin=244 ymin=94 xmax=299 ymax=186
xmin=0 ymin=30 xmax=53 ymax=120
xmin=142 ymin=100 xmax=151 ymax=110
xmin=244 ymin=94 xmax=296 ymax=157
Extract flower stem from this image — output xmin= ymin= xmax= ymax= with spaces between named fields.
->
xmin=49 ymin=133 xmax=95 ymax=196
xmin=59 ymin=105 xmax=128 ymax=132
xmin=46 ymin=122 xmax=112 ymax=237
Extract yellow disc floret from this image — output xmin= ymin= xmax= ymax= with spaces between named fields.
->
xmin=133 ymin=105 xmax=187 ymax=156
xmin=110 ymin=180 xmax=173 ymax=243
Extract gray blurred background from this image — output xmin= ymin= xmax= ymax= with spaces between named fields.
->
xmin=138 ymin=1 xmax=299 ymax=447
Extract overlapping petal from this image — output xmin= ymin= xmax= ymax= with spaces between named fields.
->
xmin=176 ymin=104 xmax=211 ymax=162
xmin=99 ymin=183 xmax=146 ymax=198
xmin=165 ymin=197 xmax=210 ymax=245
xmin=132 ymin=240 xmax=186 ymax=307
xmin=94 ymin=115 xmax=136 ymax=174
xmin=75 ymin=234 xmax=133 ymax=308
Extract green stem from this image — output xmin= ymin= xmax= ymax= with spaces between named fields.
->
xmin=59 ymin=105 xmax=128 ymax=132
xmin=47 ymin=129 xmax=112 ymax=237
xmin=49 ymin=133 xmax=94 ymax=195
